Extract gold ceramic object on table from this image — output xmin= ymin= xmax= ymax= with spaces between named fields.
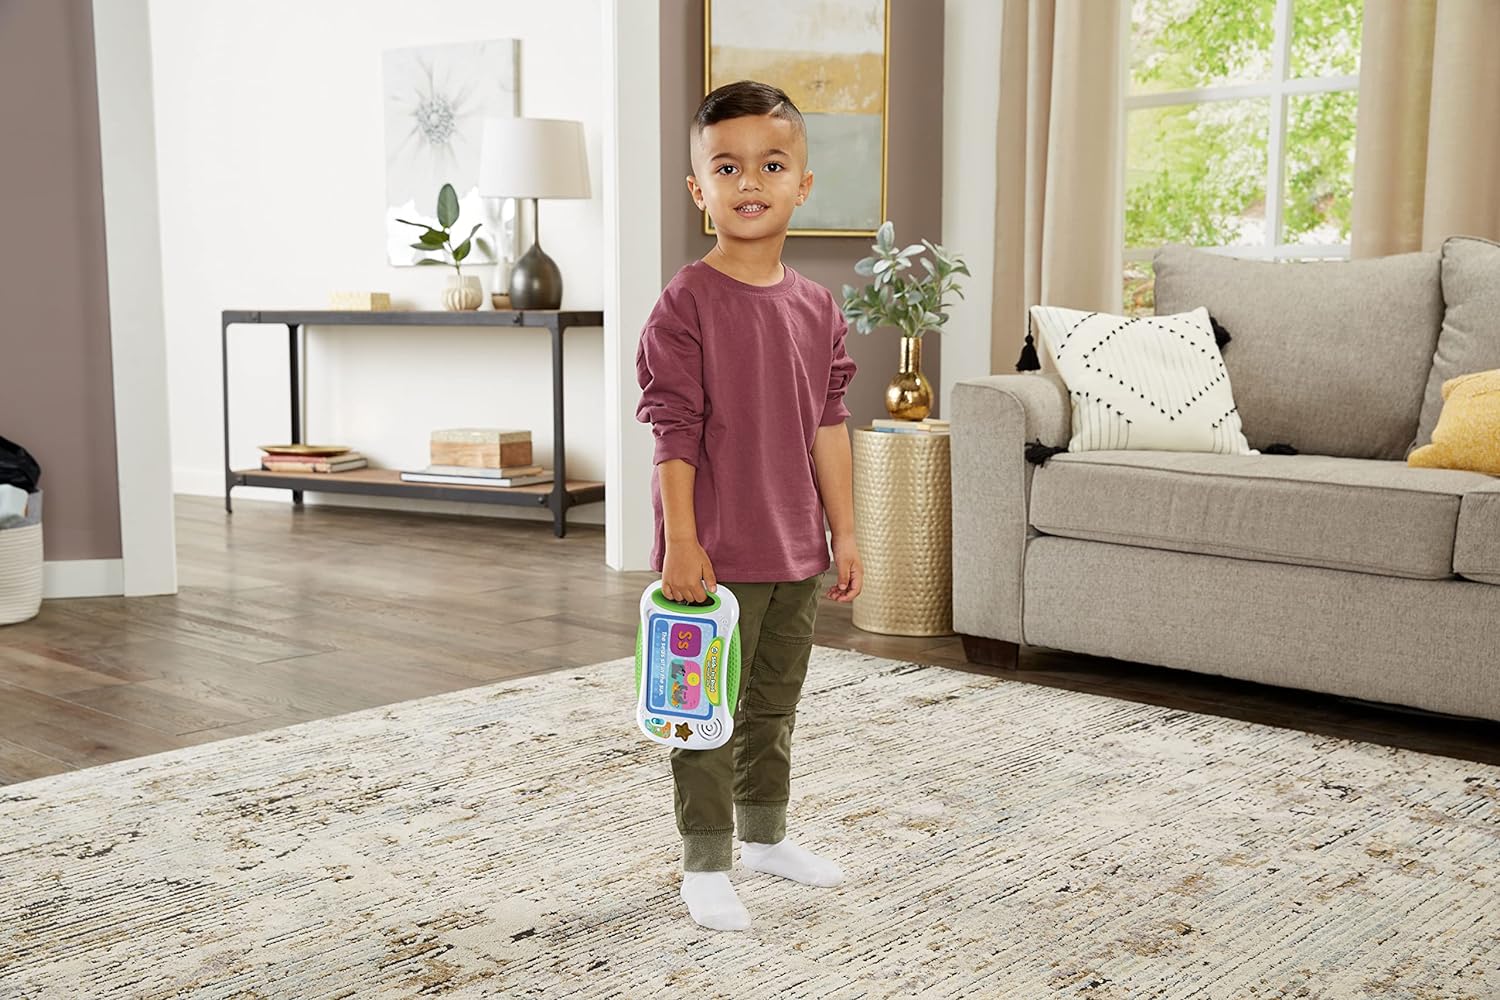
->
xmin=851 ymin=426 xmax=953 ymax=636
xmin=258 ymin=444 xmax=352 ymax=457
xmin=885 ymin=335 xmax=933 ymax=420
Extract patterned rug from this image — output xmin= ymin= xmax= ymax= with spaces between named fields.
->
xmin=1 ymin=648 xmax=1496 ymax=999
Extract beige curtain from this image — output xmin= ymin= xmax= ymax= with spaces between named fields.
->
xmin=1351 ymin=0 xmax=1500 ymax=257
xmin=990 ymin=0 xmax=1123 ymax=373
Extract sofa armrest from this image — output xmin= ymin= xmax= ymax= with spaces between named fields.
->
xmin=950 ymin=372 xmax=1070 ymax=644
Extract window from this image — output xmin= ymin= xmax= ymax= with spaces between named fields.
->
xmin=1122 ymin=0 xmax=1363 ymax=314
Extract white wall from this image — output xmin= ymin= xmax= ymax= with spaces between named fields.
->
xmin=90 ymin=0 xmax=178 ymax=597
xmin=150 ymin=0 xmax=606 ymax=525
xmin=941 ymin=0 xmax=1003 ymax=401
xmin=602 ymin=0 xmax=660 ymax=572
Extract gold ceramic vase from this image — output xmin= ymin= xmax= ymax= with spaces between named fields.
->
xmin=885 ymin=335 xmax=933 ymax=420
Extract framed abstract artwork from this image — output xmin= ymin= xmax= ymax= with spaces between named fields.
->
xmin=704 ymin=0 xmax=890 ymax=237
xmin=382 ymin=39 xmax=520 ymax=266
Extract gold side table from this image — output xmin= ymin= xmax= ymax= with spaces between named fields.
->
xmin=851 ymin=427 xmax=953 ymax=636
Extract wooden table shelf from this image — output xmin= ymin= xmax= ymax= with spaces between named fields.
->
xmin=221 ymin=308 xmax=605 ymax=536
xmin=233 ymin=467 xmax=605 ymax=508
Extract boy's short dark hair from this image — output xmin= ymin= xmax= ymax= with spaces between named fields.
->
xmin=693 ymin=80 xmax=806 ymax=140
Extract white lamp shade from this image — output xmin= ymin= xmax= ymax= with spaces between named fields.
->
xmin=479 ymin=117 xmax=591 ymax=200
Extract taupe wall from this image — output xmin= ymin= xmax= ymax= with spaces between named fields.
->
xmin=659 ymin=0 xmax=945 ymax=423
xmin=0 ymin=0 xmax=121 ymax=561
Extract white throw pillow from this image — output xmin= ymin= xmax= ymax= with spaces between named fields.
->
xmin=1029 ymin=305 xmax=1255 ymax=455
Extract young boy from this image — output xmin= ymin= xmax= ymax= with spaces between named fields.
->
xmin=634 ymin=80 xmax=862 ymax=932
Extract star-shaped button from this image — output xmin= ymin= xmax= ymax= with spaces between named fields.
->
xmin=674 ymin=722 xmax=693 ymax=741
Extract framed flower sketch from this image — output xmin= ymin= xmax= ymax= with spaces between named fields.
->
xmin=703 ymin=0 xmax=890 ymax=238
xmin=383 ymin=39 xmax=520 ymax=266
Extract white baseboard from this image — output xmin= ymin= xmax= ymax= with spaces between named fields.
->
xmin=173 ymin=466 xmax=606 ymax=525
xmin=44 ymin=559 xmax=125 ymax=598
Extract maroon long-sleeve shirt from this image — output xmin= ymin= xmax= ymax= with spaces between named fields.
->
xmin=635 ymin=260 xmax=857 ymax=582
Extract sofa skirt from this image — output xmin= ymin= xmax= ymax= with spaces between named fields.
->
xmin=1022 ymin=535 xmax=1500 ymax=722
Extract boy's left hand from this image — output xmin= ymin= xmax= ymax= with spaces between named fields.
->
xmin=826 ymin=534 xmax=863 ymax=602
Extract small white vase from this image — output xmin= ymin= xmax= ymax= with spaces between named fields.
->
xmin=443 ymin=275 xmax=483 ymax=311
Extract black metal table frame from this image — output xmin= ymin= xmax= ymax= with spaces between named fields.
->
xmin=221 ymin=309 xmax=605 ymax=537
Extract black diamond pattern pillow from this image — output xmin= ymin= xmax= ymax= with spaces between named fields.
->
xmin=1029 ymin=305 xmax=1255 ymax=455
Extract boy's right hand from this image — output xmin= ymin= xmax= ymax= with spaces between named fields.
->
xmin=662 ymin=538 xmax=717 ymax=604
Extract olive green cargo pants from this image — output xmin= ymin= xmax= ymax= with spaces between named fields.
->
xmin=671 ymin=573 xmax=821 ymax=871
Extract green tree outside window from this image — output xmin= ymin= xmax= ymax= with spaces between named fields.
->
xmin=1124 ymin=0 xmax=1363 ymax=314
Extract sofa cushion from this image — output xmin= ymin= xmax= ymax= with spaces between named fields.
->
xmin=1414 ymin=236 xmax=1500 ymax=450
xmin=1409 ymin=369 xmax=1500 ymax=475
xmin=1456 ymin=481 xmax=1500 ymax=585
xmin=1152 ymin=245 xmax=1443 ymax=461
xmin=1029 ymin=451 xmax=1495 ymax=580
xmin=1028 ymin=304 xmax=1253 ymax=455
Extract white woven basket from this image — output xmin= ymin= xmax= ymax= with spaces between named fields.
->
xmin=0 ymin=491 xmax=43 ymax=625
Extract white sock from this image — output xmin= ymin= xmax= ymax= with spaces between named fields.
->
xmin=679 ymin=871 xmax=752 ymax=931
xmin=740 ymin=839 xmax=844 ymax=887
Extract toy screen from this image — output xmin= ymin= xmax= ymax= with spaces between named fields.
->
xmin=646 ymin=614 xmax=717 ymax=720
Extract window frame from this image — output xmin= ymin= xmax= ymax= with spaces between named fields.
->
xmin=1120 ymin=0 xmax=1361 ymax=266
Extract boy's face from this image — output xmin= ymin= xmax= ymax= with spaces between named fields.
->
xmin=687 ymin=113 xmax=813 ymax=239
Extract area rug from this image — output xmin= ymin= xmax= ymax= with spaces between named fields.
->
xmin=1 ymin=648 xmax=1496 ymax=999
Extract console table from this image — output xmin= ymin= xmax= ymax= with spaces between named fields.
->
xmin=221 ymin=309 xmax=605 ymax=538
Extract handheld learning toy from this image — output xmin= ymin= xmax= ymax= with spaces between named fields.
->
xmin=635 ymin=580 xmax=741 ymax=750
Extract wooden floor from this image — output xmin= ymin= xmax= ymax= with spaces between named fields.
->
xmin=2 ymin=496 xmax=1496 ymax=786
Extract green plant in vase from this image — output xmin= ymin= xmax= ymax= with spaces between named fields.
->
xmin=398 ymin=182 xmax=492 ymax=311
xmin=841 ymin=220 xmax=969 ymax=420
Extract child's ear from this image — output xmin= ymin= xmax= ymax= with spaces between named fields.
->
xmin=797 ymin=169 xmax=814 ymax=206
xmin=685 ymin=174 xmax=705 ymax=210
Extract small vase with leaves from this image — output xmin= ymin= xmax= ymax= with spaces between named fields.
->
xmin=841 ymin=221 xmax=969 ymax=420
xmin=399 ymin=183 xmax=492 ymax=311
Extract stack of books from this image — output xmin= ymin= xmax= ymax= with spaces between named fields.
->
xmin=260 ymin=448 xmax=367 ymax=473
xmin=400 ymin=464 xmax=552 ymax=487
xmin=400 ymin=428 xmax=553 ymax=488
xmin=869 ymin=418 xmax=950 ymax=435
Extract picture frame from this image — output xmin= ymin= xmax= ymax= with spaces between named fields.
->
xmin=382 ymin=39 xmax=521 ymax=267
xmin=702 ymin=0 xmax=890 ymax=238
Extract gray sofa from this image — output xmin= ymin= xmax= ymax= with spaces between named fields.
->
xmin=950 ymin=240 xmax=1500 ymax=722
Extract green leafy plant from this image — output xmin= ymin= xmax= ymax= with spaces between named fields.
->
xmin=1126 ymin=0 xmax=1361 ymax=253
xmin=841 ymin=220 xmax=970 ymax=339
xmin=398 ymin=183 xmax=491 ymax=280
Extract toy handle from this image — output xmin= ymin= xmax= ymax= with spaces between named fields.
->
xmin=651 ymin=579 xmax=718 ymax=610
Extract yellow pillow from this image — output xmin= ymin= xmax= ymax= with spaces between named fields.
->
xmin=1408 ymin=369 xmax=1500 ymax=475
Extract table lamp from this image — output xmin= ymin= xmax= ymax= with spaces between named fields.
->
xmin=479 ymin=117 xmax=591 ymax=310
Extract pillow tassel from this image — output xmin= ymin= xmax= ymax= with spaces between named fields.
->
xmin=1016 ymin=313 xmax=1041 ymax=371
xmin=1025 ymin=440 xmax=1068 ymax=465
xmin=1210 ymin=315 xmax=1232 ymax=349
